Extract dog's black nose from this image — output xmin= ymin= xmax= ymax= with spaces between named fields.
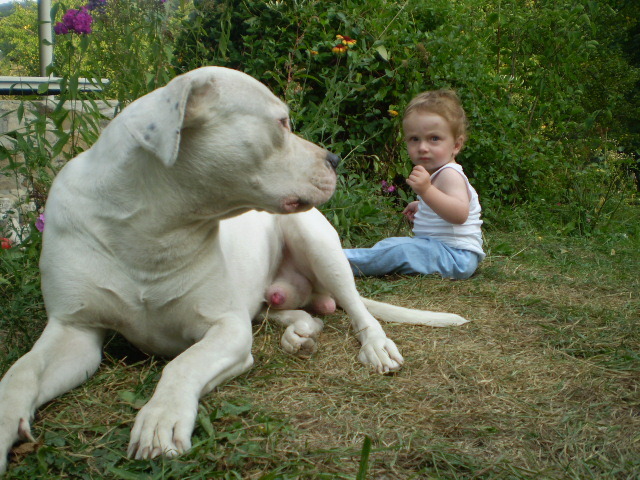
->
xmin=326 ymin=152 xmax=340 ymax=170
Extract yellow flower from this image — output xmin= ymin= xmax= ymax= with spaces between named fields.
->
xmin=337 ymin=34 xmax=356 ymax=46
xmin=388 ymin=109 xmax=399 ymax=117
xmin=332 ymin=44 xmax=347 ymax=54
xmin=309 ymin=50 xmax=319 ymax=55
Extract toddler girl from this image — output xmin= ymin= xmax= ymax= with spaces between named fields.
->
xmin=344 ymin=90 xmax=484 ymax=279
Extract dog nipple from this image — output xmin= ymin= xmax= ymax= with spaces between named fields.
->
xmin=269 ymin=291 xmax=287 ymax=306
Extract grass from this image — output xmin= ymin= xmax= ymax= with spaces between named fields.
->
xmin=1 ymin=225 xmax=639 ymax=479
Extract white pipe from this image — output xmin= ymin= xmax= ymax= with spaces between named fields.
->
xmin=38 ymin=0 xmax=53 ymax=77
xmin=0 ymin=76 xmax=110 ymax=95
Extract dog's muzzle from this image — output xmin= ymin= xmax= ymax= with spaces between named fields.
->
xmin=326 ymin=152 xmax=340 ymax=171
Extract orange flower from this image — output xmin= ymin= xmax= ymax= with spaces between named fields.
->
xmin=332 ymin=44 xmax=347 ymax=54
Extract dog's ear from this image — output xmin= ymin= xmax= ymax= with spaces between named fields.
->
xmin=125 ymin=73 xmax=216 ymax=167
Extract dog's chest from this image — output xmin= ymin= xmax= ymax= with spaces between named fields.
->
xmin=96 ymin=277 xmax=222 ymax=355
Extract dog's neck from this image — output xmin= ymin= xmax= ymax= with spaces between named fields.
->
xmin=88 ymin=144 xmax=251 ymax=231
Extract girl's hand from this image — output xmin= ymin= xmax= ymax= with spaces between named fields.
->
xmin=406 ymin=165 xmax=432 ymax=197
xmin=402 ymin=201 xmax=419 ymax=222
xmin=409 ymin=166 xmax=472 ymax=225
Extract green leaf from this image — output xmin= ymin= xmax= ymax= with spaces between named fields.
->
xmin=221 ymin=402 xmax=252 ymax=416
xmin=198 ymin=410 xmax=215 ymax=437
xmin=67 ymin=76 xmax=80 ymax=96
xmin=17 ymin=102 xmax=24 ymax=123
xmin=105 ymin=466 xmax=142 ymax=480
xmin=375 ymin=44 xmax=389 ymax=61
xmin=356 ymin=435 xmax=372 ymax=480
xmin=117 ymin=390 xmax=146 ymax=408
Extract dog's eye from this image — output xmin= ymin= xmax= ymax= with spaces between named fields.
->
xmin=278 ymin=118 xmax=291 ymax=131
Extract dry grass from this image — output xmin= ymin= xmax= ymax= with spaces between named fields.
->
xmin=2 ymin=231 xmax=639 ymax=478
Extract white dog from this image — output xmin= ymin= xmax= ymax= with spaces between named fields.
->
xmin=0 ymin=67 xmax=466 ymax=472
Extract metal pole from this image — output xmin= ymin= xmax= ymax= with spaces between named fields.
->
xmin=38 ymin=0 xmax=53 ymax=77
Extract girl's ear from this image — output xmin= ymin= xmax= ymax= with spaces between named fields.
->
xmin=453 ymin=136 xmax=465 ymax=155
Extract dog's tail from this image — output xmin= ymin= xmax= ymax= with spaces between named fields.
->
xmin=361 ymin=297 xmax=468 ymax=327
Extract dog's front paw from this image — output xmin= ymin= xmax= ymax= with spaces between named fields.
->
xmin=0 ymin=415 xmax=34 ymax=474
xmin=281 ymin=316 xmax=324 ymax=357
xmin=128 ymin=397 xmax=197 ymax=460
xmin=358 ymin=336 xmax=404 ymax=374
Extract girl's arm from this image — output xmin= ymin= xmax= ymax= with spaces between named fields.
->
xmin=406 ymin=166 xmax=470 ymax=224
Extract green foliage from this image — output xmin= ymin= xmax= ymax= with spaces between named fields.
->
xmin=554 ymin=149 xmax=637 ymax=236
xmin=1 ymin=0 xmax=181 ymax=362
xmin=175 ymin=0 xmax=437 ymax=177
xmin=172 ymin=0 xmax=638 ymax=234
xmin=0 ymin=0 xmax=638 ymax=251
xmin=322 ymin=171 xmax=403 ymax=247
xmin=51 ymin=0 xmax=179 ymax=106
xmin=0 ymin=0 xmax=637 ymax=239
xmin=0 ymin=225 xmax=45 ymax=360
xmin=0 ymin=1 xmax=40 ymax=75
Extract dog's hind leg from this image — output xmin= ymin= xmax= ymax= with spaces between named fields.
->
xmin=264 ymin=247 xmax=336 ymax=316
xmin=280 ymin=210 xmax=403 ymax=374
xmin=0 ymin=321 xmax=105 ymax=473
xmin=261 ymin=308 xmax=324 ymax=357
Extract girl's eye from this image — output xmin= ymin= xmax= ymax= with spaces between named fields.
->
xmin=431 ymin=136 xmax=440 ymax=142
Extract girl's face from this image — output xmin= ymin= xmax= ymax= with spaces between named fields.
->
xmin=403 ymin=112 xmax=463 ymax=174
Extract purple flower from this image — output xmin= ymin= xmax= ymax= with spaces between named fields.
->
xmin=87 ymin=0 xmax=107 ymax=14
xmin=35 ymin=213 xmax=45 ymax=232
xmin=87 ymin=0 xmax=107 ymax=10
xmin=381 ymin=180 xmax=396 ymax=194
xmin=55 ymin=6 xmax=94 ymax=35
xmin=70 ymin=7 xmax=94 ymax=34
xmin=54 ymin=22 xmax=69 ymax=35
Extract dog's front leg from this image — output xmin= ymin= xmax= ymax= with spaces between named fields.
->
xmin=127 ymin=318 xmax=253 ymax=460
xmin=314 ymin=255 xmax=404 ymax=374
xmin=282 ymin=211 xmax=403 ymax=374
xmin=0 ymin=321 xmax=105 ymax=473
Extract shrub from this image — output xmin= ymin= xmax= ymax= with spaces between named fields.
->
xmin=1 ymin=0 xmax=637 ymax=243
xmin=173 ymin=0 xmax=638 ymax=234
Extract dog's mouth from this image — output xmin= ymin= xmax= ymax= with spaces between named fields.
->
xmin=282 ymin=197 xmax=312 ymax=213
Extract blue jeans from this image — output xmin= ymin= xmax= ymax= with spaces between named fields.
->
xmin=343 ymin=236 xmax=480 ymax=279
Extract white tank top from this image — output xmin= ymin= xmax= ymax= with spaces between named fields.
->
xmin=412 ymin=163 xmax=485 ymax=259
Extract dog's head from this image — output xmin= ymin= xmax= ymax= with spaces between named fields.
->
xmin=120 ymin=67 xmax=338 ymax=217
